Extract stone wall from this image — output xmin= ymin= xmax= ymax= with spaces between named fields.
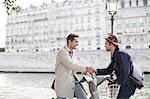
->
xmin=0 ymin=49 xmax=149 ymax=72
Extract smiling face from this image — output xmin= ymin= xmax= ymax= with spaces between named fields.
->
xmin=105 ymin=40 xmax=112 ymax=52
xmin=104 ymin=34 xmax=118 ymax=52
xmin=68 ymin=37 xmax=79 ymax=50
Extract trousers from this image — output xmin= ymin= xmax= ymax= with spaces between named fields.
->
xmin=57 ymin=76 xmax=87 ymax=99
xmin=88 ymin=76 xmax=109 ymax=99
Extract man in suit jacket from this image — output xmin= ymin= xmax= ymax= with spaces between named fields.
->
xmin=55 ymin=34 xmax=89 ymax=99
xmin=88 ymin=35 xmax=136 ymax=99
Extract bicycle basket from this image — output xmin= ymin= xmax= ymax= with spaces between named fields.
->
xmin=107 ymin=84 xmax=120 ymax=99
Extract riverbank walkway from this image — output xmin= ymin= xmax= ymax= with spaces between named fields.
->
xmin=0 ymin=84 xmax=148 ymax=99
xmin=0 ymin=86 xmax=56 ymax=99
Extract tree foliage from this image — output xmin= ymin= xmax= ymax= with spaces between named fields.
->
xmin=0 ymin=48 xmax=5 ymax=52
xmin=2 ymin=0 xmax=21 ymax=15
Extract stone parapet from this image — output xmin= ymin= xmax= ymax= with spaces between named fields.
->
xmin=0 ymin=49 xmax=149 ymax=72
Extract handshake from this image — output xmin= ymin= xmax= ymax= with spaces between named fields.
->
xmin=84 ymin=67 xmax=96 ymax=75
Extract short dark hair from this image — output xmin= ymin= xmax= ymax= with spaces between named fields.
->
xmin=67 ymin=34 xmax=79 ymax=44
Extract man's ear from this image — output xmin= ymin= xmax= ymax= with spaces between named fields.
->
xmin=68 ymin=40 xmax=71 ymax=44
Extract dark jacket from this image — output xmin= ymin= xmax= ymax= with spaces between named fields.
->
xmin=96 ymin=49 xmax=136 ymax=99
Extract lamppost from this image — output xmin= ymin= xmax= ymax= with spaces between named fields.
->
xmin=106 ymin=0 xmax=118 ymax=34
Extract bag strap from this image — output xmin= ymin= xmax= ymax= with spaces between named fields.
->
xmin=129 ymin=60 xmax=134 ymax=76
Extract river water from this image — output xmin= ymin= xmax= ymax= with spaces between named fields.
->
xmin=0 ymin=73 xmax=149 ymax=99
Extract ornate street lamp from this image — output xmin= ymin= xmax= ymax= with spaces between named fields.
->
xmin=106 ymin=0 xmax=119 ymax=34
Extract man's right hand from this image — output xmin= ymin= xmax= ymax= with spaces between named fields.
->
xmin=85 ymin=67 xmax=96 ymax=75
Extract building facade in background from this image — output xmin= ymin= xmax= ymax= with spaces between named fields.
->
xmin=5 ymin=0 xmax=105 ymax=52
xmin=51 ymin=0 xmax=106 ymax=51
xmin=5 ymin=0 xmax=150 ymax=52
xmin=5 ymin=3 xmax=50 ymax=52
xmin=113 ymin=0 xmax=150 ymax=49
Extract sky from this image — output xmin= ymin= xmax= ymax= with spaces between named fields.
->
xmin=0 ymin=0 xmax=65 ymax=48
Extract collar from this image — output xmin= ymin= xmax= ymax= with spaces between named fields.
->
xmin=112 ymin=48 xmax=119 ymax=57
xmin=64 ymin=45 xmax=73 ymax=54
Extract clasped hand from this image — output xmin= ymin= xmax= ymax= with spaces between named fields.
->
xmin=84 ymin=67 xmax=96 ymax=75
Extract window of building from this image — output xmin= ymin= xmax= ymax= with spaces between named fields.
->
xmin=64 ymin=23 xmax=67 ymax=30
xmin=70 ymin=22 xmax=73 ymax=29
xmin=11 ymin=39 xmax=13 ymax=43
xmin=139 ymin=18 xmax=144 ymax=26
xmin=148 ymin=19 xmax=150 ymax=27
xmin=95 ymin=8 xmax=100 ymax=13
xmin=56 ymin=3 xmax=58 ymax=8
xmin=125 ymin=23 xmax=130 ymax=27
xmin=88 ymin=16 xmax=91 ymax=23
xmin=126 ymin=36 xmax=130 ymax=42
xmin=81 ymin=17 xmax=84 ymax=23
xmin=76 ymin=26 xmax=78 ymax=31
xmin=81 ymin=25 xmax=84 ymax=31
xmin=95 ymin=23 xmax=101 ymax=30
xmin=96 ymin=39 xmax=100 ymax=45
xmin=126 ymin=38 xmax=130 ymax=42
xmin=95 ymin=15 xmax=100 ymax=22
xmin=57 ymin=24 xmax=60 ymax=30
xmin=88 ymin=40 xmax=91 ymax=46
xmin=53 ymin=48 xmax=55 ymax=51
xmin=133 ymin=38 xmax=137 ymax=42
xmin=140 ymin=36 xmax=144 ymax=42
xmin=75 ymin=18 xmax=78 ymax=24
xmin=118 ymin=39 xmax=122 ymax=44
xmin=88 ymin=9 xmax=91 ymax=15
xmin=132 ymin=20 xmax=137 ymax=27
xmin=96 ymin=32 xmax=100 ymax=37
xmin=87 ymin=25 xmax=92 ymax=31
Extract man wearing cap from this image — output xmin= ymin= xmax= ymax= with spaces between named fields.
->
xmin=88 ymin=34 xmax=136 ymax=99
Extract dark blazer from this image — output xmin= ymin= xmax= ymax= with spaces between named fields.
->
xmin=96 ymin=48 xmax=136 ymax=99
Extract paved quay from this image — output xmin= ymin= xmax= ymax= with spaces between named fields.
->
xmin=0 ymin=86 xmax=56 ymax=99
xmin=0 ymin=82 xmax=149 ymax=99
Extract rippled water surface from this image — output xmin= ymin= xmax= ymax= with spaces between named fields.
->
xmin=0 ymin=73 xmax=149 ymax=99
